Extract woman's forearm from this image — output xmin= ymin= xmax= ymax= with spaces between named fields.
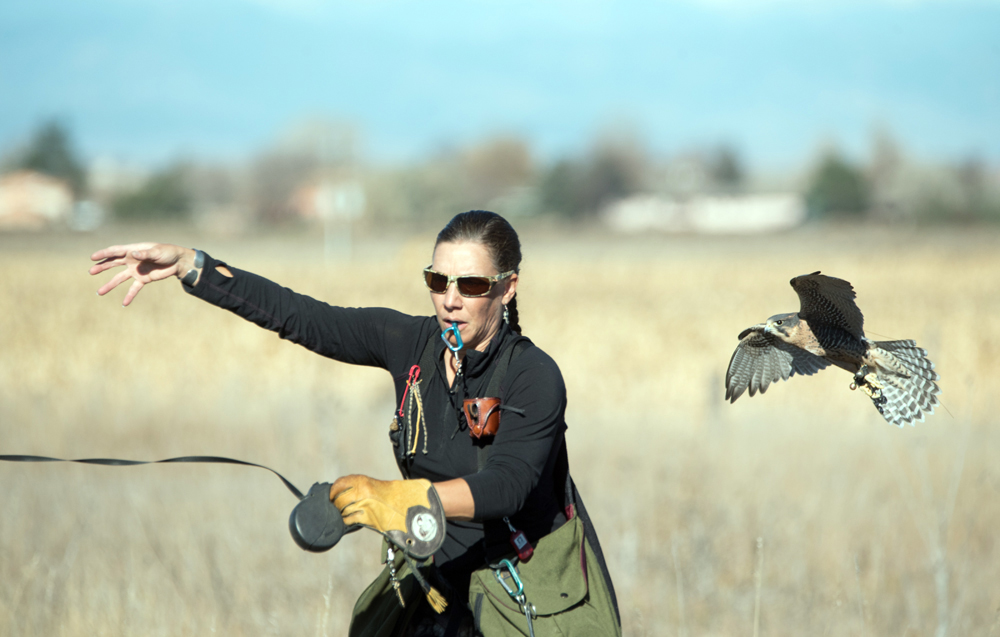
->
xmin=433 ymin=478 xmax=475 ymax=521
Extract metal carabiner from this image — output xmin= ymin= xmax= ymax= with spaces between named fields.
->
xmin=493 ymin=558 xmax=524 ymax=598
xmin=441 ymin=321 xmax=463 ymax=354
xmin=494 ymin=559 xmax=535 ymax=637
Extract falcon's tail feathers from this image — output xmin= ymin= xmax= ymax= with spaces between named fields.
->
xmin=869 ymin=340 xmax=941 ymax=427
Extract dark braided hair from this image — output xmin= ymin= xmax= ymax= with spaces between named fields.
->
xmin=435 ymin=210 xmax=522 ymax=334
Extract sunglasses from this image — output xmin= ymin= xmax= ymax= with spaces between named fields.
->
xmin=423 ymin=267 xmax=515 ymax=298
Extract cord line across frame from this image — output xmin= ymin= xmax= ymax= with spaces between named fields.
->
xmin=0 ymin=454 xmax=305 ymax=500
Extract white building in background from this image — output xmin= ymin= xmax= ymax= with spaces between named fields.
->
xmin=290 ymin=178 xmax=367 ymax=259
xmin=603 ymin=193 xmax=806 ymax=234
xmin=0 ymin=171 xmax=73 ymax=230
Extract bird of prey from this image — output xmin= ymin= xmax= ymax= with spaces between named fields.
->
xmin=725 ymin=271 xmax=940 ymax=426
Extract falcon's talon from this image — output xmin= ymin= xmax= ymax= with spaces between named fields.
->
xmin=854 ymin=368 xmax=885 ymax=403
xmin=863 ymin=372 xmax=882 ymax=390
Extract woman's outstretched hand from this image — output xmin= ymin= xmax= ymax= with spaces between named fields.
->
xmin=90 ymin=243 xmax=195 ymax=306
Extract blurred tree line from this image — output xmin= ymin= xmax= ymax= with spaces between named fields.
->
xmin=806 ymin=130 xmax=1000 ymax=223
xmin=3 ymin=118 xmax=998 ymax=228
xmin=5 ymin=121 xmax=88 ymax=197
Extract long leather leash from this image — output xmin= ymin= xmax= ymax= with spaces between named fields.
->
xmin=0 ymin=454 xmax=360 ymax=552
xmin=0 ymin=454 xmax=304 ymax=499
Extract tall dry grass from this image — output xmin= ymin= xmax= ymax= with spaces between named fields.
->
xmin=1 ymin=225 xmax=998 ymax=636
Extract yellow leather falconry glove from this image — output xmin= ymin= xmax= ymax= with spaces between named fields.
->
xmin=330 ymin=475 xmax=447 ymax=560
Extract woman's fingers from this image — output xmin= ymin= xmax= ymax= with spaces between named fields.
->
xmin=97 ymin=269 xmax=133 ymax=296
xmin=90 ymin=242 xmax=158 ymax=263
xmin=122 ymin=280 xmax=145 ymax=307
xmin=89 ymin=246 xmax=124 ymax=262
xmin=89 ymin=244 xmax=147 ymax=275
xmin=92 ymin=242 xmax=184 ymax=304
xmin=90 ymin=244 xmax=137 ymax=262
xmin=89 ymin=256 xmax=125 ymax=275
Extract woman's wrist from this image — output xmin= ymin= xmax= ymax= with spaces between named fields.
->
xmin=177 ymin=248 xmax=204 ymax=287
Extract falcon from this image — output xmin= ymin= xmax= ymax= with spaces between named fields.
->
xmin=725 ymin=271 xmax=940 ymax=426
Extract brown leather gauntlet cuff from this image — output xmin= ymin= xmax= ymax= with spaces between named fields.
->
xmin=385 ymin=482 xmax=447 ymax=559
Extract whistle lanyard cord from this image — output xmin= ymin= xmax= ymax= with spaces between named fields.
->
xmin=0 ymin=454 xmax=305 ymax=500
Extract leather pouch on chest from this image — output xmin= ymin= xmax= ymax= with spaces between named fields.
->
xmin=463 ymin=397 xmax=502 ymax=439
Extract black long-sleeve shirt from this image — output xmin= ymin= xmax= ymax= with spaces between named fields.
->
xmin=184 ymin=253 xmax=570 ymax=588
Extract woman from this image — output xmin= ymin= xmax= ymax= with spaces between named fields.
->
xmin=90 ymin=211 xmax=620 ymax=636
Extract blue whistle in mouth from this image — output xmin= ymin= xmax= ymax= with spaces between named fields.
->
xmin=441 ymin=322 xmax=463 ymax=354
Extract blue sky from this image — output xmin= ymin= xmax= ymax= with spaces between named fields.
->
xmin=1 ymin=0 xmax=998 ymax=170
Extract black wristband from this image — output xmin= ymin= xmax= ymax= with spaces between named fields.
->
xmin=180 ymin=249 xmax=204 ymax=287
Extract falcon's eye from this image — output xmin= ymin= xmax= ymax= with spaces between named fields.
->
xmin=775 ymin=320 xmax=783 ymax=326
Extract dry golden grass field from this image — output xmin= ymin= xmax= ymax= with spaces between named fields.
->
xmin=1 ymin=224 xmax=999 ymax=636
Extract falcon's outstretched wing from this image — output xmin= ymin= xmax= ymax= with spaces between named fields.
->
xmin=790 ymin=271 xmax=865 ymax=338
xmin=725 ymin=325 xmax=831 ymax=403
